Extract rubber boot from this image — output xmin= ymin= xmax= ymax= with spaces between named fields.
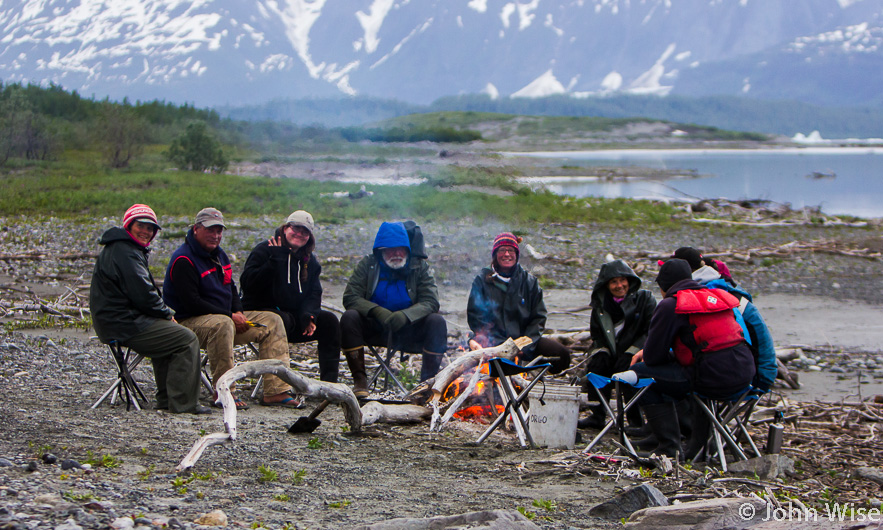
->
xmin=318 ymin=346 xmax=340 ymax=383
xmin=683 ymin=403 xmax=712 ymax=461
xmin=577 ymin=404 xmax=606 ymax=429
xmin=637 ymin=402 xmax=683 ymax=460
xmin=420 ymin=350 xmax=444 ymax=382
xmin=676 ymin=398 xmax=693 ymax=439
xmin=343 ymin=347 xmax=368 ymax=398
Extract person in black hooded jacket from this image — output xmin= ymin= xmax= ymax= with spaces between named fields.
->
xmin=467 ymin=232 xmax=571 ymax=373
xmin=90 ymin=204 xmax=208 ymax=414
xmin=240 ymin=210 xmax=340 ymax=383
xmin=577 ymin=259 xmax=656 ymax=429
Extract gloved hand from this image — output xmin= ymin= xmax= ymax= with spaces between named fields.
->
xmin=369 ymin=306 xmax=393 ymax=324
xmin=383 ymin=311 xmax=409 ymax=333
xmin=611 ymin=370 xmax=638 ymax=385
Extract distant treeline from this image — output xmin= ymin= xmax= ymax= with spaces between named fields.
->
xmin=221 ymin=93 xmax=883 ymax=139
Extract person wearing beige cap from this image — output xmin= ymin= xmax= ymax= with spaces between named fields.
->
xmin=240 ymin=210 xmax=341 ymax=383
xmin=163 ymin=207 xmax=300 ymax=409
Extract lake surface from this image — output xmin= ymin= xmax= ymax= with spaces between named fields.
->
xmin=509 ymin=147 xmax=883 ymax=218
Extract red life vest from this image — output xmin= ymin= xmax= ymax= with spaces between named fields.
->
xmin=672 ymin=288 xmax=745 ymax=366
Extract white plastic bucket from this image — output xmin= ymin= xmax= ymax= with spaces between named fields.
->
xmin=527 ymin=383 xmax=580 ymax=449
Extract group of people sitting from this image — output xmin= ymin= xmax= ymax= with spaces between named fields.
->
xmin=90 ymin=204 xmax=775 ymax=461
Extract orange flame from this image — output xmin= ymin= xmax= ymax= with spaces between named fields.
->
xmin=453 ymin=404 xmax=505 ymax=422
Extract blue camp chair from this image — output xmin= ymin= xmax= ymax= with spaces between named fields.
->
xmin=582 ymin=372 xmax=655 ymax=458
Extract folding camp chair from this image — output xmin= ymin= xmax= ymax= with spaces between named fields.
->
xmin=476 ymin=357 xmax=552 ymax=448
xmin=690 ymin=386 xmax=764 ymax=471
xmin=366 ymin=343 xmax=410 ymax=396
xmin=582 ymin=373 xmax=655 ymax=458
xmin=91 ymin=341 xmax=148 ymax=411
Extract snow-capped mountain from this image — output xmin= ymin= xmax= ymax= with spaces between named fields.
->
xmin=2 ymin=0 xmax=882 ymax=108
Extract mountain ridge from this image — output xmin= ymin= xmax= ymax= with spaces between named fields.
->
xmin=2 ymin=0 xmax=882 ymax=108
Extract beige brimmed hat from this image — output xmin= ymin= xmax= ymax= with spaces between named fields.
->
xmin=286 ymin=210 xmax=315 ymax=235
xmin=195 ymin=207 xmax=226 ymax=228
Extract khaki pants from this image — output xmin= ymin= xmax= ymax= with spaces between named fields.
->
xmin=179 ymin=310 xmax=291 ymax=397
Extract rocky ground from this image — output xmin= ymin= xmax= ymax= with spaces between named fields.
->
xmin=1 ymin=195 xmax=883 ymax=529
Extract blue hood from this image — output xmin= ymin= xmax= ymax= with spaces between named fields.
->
xmin=373 ymin=222 xmax=411 ymax=252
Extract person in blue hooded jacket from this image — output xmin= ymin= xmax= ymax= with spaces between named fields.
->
xmin=341 ymin=221 xmax=446 ymax=397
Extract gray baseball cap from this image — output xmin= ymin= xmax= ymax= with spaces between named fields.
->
xmin=195 ymin=207 xmax=226 ymax=228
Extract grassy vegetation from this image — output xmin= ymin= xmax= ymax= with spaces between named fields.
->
xmin=0 ymin=157 xmax=678 ymax=226
xmin=375 ymin=111 xmax=768 ymax=142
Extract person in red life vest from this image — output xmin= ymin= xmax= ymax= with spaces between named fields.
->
xmin=613 ymin=258 xmax=755 ymax=459
xmin=163 ymin=207 xmax=300 ymax=410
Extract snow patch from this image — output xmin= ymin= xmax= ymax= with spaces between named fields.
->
xmin=544 ymin=14 xmax=563 ymax=37
xmin=467 ymin=0 xmax=488 ymax=13
xmin=482 ymin=82 xmax=499 ymax=100
xmin=511 ymin=69 xmax=566 ymax=98
xmin=601 ymin=71 xmax=622 ymax=90
xmin=371 ymin=17 xmax=432 ymax=69
xmin=627 ymin=43 xmax=676 ymax=95
xmin=356 ymin=0 xmax=395 ymax=54
xmin=500 ymin=3 xmax=516 ymax=29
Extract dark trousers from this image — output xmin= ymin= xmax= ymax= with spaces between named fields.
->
xmin=122 ymin=318 xmax=201 ymax=413
xmin=520 ymin=337 xmax=572 ymax=374
xmin=272 ymin=309 xmax=341 ymax=383
xmin=340 ymin=309 xmax=447 ymax=381
xmin=631 ymin=361 xmax=693 ymax=405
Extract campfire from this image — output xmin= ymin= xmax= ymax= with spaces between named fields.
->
xmin=441 ymin=363 xmax=524 ymax=424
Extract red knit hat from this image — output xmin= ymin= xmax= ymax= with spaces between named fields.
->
xmin=122 ymin=204 xmax=161 ymax=231
xmin=492 ymin=232 xmax=521 ymax=257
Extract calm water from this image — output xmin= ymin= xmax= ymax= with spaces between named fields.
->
xmin=509 ymin=147 xmax=883 ymax=218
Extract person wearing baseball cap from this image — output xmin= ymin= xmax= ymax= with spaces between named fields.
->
xmin=240 ymin=211 xmax=341 ymax=384
xmin=163 ymin=207 xmax=299 ymax=410
xmin=466 ymin=232 xmax=571 ymax=374
xmin=90 ymin=204 xmax=209 ymax=414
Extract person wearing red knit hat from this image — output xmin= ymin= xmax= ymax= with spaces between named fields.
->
xmin=466 ymin=232 xmax=571 ymax=373
xmin=90 ymin=204 xmax=209 ymax=414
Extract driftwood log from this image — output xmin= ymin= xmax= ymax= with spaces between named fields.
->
xmin=177 ymin=359 xmax=361 ymax=471
xmin=361 ymin=401 xmax=432 ymax=426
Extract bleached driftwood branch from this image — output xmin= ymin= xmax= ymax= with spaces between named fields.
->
xmin=361 ymin=401 xmax=431 ymax=426
xmin=408 ymin=336 xmax=533 ymax=407
xmin=177 ymin=359 xmax=361 ymax=471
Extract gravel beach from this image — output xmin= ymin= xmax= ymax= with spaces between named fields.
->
xmin=1 ymin=213 xmax=882 ymax=530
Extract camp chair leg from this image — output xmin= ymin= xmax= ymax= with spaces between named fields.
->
xmin=366 ymin=345 xmax=408 ymax=396
xmin=92 ymin=343 xmax=147 ymax=411
xmin=582 ymin=381 xmax=651 ymax=457
xmin=691 ymin=395 xmax=748 ymax=470
xmin=476 ymin=358 xmax=551 ymax=448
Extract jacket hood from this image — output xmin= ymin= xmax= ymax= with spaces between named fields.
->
xmin=592 ymin=259 xmax=641 ymax=298
xmin=99 ymin=226 xmax=150 ymax=250
xmin=373 ymin=222 xmax=411 ymax=252
xmin=705 ymin=278 xmax=753 ymax=302
xmin=692 ymin=264 xmax=721 ymax=284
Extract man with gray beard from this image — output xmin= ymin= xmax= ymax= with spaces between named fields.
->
xmin=341 ymin=221 xmax=446 ymax=397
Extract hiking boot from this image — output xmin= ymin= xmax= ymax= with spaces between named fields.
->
xmin=344 ymin=347 xmax=369 ymax=398
xmin=577 ymin=404 xmax=606 ymax=429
